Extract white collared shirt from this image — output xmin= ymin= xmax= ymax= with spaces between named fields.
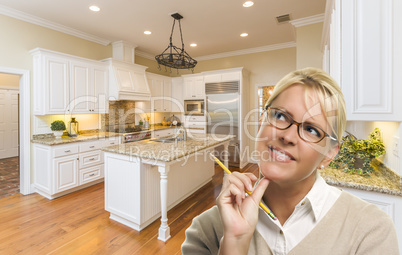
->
xmin=256 ymin=175 xmax=341 ymax=255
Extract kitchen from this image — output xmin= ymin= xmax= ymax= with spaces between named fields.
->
xmin=0 ymin=0 xmax=402 ymax=253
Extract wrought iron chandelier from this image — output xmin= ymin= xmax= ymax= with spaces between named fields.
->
xmin=155 ymin=13 xmax=197 ymax=72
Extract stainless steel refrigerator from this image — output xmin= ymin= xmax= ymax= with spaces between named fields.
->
xmin=206 ymin=81 xmax=240 ymax=167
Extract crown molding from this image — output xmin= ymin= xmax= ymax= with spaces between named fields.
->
xmin=290 ymin=13 xmax=325 ymax=27
xmin=195 ymin=42 xmax=297 ymax=61
xmin=0 ymin=4 xmax=111 ymax=46
xmin=135 ymin=50 xmax=155 ymax=60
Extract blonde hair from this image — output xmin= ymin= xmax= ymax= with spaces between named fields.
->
xmin=264 ymin=67 xmax=346 ymax=142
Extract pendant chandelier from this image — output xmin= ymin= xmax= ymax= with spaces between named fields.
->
xmin=155 ymin=13 xmax=197 ymax=72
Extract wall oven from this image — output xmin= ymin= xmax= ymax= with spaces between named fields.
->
xmin=184 ymin=99 xmax=204 ymax=116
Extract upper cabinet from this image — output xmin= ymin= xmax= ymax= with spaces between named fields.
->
xmin=204 ymin=71 xmax=241 ymax=83
xmin=323 ymin=0 xmax=402 ymax=121
xmin=182 ymin=74 xmax=205 ymax=99
xmin=31 ymin=48 xmax=108 ymax=115
xmin=146 ymin=73 xmax=172 ymax=112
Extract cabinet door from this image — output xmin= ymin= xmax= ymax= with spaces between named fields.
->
xmin=54 ymin=155 xmax=78 ymax=193
xmin=45 ymin=55 xmax=70 ymax=114
xmin=150 ymin=78 xmax=164 ymax=112
xmin=193 ymin=76 xmax=205 ymax=98
xmin=92 ymin=65 xmax=108 ymax=113
xmin=70 ymin=60 xmax=91 ymax=113
xmin=163 ymin=80 xmax=172 ymax=112
xmin=336 ymin=0 xmax=401 ymax=121
xmin=171 ymin=78 xmax=184 ymax=112
xmin=183 ymin=78 xmax=195 ymax=99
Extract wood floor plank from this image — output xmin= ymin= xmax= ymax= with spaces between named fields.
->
xmin=0 ymin=163 xmax=259 ymax=254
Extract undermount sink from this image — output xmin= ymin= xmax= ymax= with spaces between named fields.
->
xmin=150 ymin=136 xmax=188 ymax=143
xmin=152 ymin=137 xmax=177 ymax=143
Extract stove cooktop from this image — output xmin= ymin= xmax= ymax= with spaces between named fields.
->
xmin=112 ymin=127 xmax=143 ymax=134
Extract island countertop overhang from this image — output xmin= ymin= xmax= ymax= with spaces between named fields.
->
xmin=102 ymin=134 xmax=235 ymax=162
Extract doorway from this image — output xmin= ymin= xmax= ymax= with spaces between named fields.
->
xmin=0 ymin=75 xmax=20 ymax=198
xmin=0 ymin=67 xmax=30 ymax=197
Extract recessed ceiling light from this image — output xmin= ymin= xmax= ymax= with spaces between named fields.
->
xmin=243 ymin=1 xmax=254 ymax=7
xmin=190 ymin=43 xmax=197 ymax=47
xmin=240 ymin=33 xmax=248 ymax=37
xmin=89 ymin=5 xmax=100 ymax=12
xmin=144 ymin=31 xmax=152 ymax=35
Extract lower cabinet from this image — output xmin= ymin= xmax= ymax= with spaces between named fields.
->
xmin=151 ymin=128 xmax=175 ymax=138
xmin=34 ymin=136 xmax=120 ymax=199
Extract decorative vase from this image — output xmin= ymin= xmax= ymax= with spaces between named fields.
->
xmin=53 ymin=131 xmax=64 ymax=139
xmin=162 ymin=117 xmax=167 ymax=126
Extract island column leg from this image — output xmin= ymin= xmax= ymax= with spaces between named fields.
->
xmin=158 ymin=165 xmax=171 ymax=242
xmin=223 ymin=142 xmax=229 ymax=169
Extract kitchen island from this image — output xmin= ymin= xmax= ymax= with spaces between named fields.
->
xmin=102 ymin=133 xmax=233 ymax=242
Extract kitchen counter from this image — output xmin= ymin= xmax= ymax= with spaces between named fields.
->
xmin=31 ymin=131 xmax=121 ymax=145
xmin=102 ymin=133 xmax=233 ymax=162
xmin=103 ymin=133 xmax=233 ymax=242
xmin=30 ymin=125 xmax=177 ymax=146
xmin=320 ymin=158 xmax=402 ymax=197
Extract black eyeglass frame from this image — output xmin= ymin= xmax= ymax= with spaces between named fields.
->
xmin=263 ymin=107 xmax=338 ymax=143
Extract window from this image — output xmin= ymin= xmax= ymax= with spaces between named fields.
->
xmin=257 ymin=86 xmax=275 ymax=117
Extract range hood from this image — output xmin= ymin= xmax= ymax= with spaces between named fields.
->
xmin=103 ymin=41 xmax=151 ymax=101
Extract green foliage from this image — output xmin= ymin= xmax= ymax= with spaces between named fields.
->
xmin=50 ymin=120 xmax=66 ymax=131
xmin=329 ymin=128 xmax=385 ymax=176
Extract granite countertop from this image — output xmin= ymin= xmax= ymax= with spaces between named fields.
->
xmin=102 ymin=133 xmax=233 ymax=162
xmin=31 ymin=131 xmax=122 ymax=145
xmin=320 ymin=158 xmax=402 ymax=197
xmin=31 ymin=125 xmax=177 ymax=146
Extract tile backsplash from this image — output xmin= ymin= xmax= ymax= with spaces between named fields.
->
xmin=101 ymin=100 xmax=136 ymax=132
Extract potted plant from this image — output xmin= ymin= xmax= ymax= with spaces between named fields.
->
xmin=50 ymin=120 xmax=66 ymax=138
xmin=330 ymin=128 xmax=385 ymax=176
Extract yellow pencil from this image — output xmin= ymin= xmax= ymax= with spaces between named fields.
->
xmin=211 ymin=154 xmax=277 ymax=220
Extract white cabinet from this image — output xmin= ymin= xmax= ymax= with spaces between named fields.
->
xmin=145 ymin=73 xmax=173 ymax=113
xmin=183 ymin=74 xmax=205 ymax=99
xmin=34 ymin=137 xmax=121 ymax=199
xmin=171 ymin=77 xmax=184 ymax=113
xmin=31 ymin=48 xmax=108 ymax=115
xmin=54 ymin=154 xmax=79 ymax=193
xmin=204 ymin=71 xmax=240 ymax=83
xmin=324 ymin=0 xmax=402 ymax=121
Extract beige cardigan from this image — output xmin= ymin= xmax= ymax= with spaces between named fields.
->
xmin=182 ymin=191 xmax=399 ymax=255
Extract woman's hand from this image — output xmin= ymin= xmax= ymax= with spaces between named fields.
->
xmin=217 ymin=172 xmax=270 ymax=255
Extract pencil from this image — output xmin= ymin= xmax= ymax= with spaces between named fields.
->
xmin=211 ymin=154 xmax=277 ymax=220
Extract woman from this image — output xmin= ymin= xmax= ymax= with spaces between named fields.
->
xmin=182 ymin=68 xmax=399 ymax=254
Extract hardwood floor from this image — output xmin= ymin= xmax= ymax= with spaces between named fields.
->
xmin=0 ymin=163 xmax=259 ymax=254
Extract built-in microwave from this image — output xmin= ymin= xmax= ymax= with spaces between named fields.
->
xmin=184 ymin=100 xmax=204 ymax=116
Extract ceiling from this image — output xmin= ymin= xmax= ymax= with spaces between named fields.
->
xmin=0 ymin=0 xmax=326 ymax=59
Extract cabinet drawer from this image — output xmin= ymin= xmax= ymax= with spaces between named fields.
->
xmin=53 ymin=144 xmax=79 ymax=158
xmin=79 ymin=164 xmax=104 ymax=185
xmin=79 ymin=150 xmax=103 ymax=169
xmin=152 ymin=129 xmax=175 ymax=138
xmin=103 ymin=138 xmax=120 ymax=147
xmin=79 ymin=140 xmax=104 ymax=153
xmin=186 ymin=115 xmax=206 ymax=122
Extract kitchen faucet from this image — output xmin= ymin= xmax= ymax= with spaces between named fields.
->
xmin=175 ymin=126 xmax=187 ymax=141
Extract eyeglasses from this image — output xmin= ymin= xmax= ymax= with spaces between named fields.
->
xmin=263 ymin=107 xmax=337 ymax=143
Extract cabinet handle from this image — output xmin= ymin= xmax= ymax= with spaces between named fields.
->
xmin=89 ymin=173 xmax=95 ymax=177
xmin=65 ymin=150 xmax=71 ymax=153
xmin=89 ymin=146 xmax=95 ymax=148
xmin=89 ymin=158 xmax=95 ymax=161
xmin=110 ymin=142 xmax=115 ymax=145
